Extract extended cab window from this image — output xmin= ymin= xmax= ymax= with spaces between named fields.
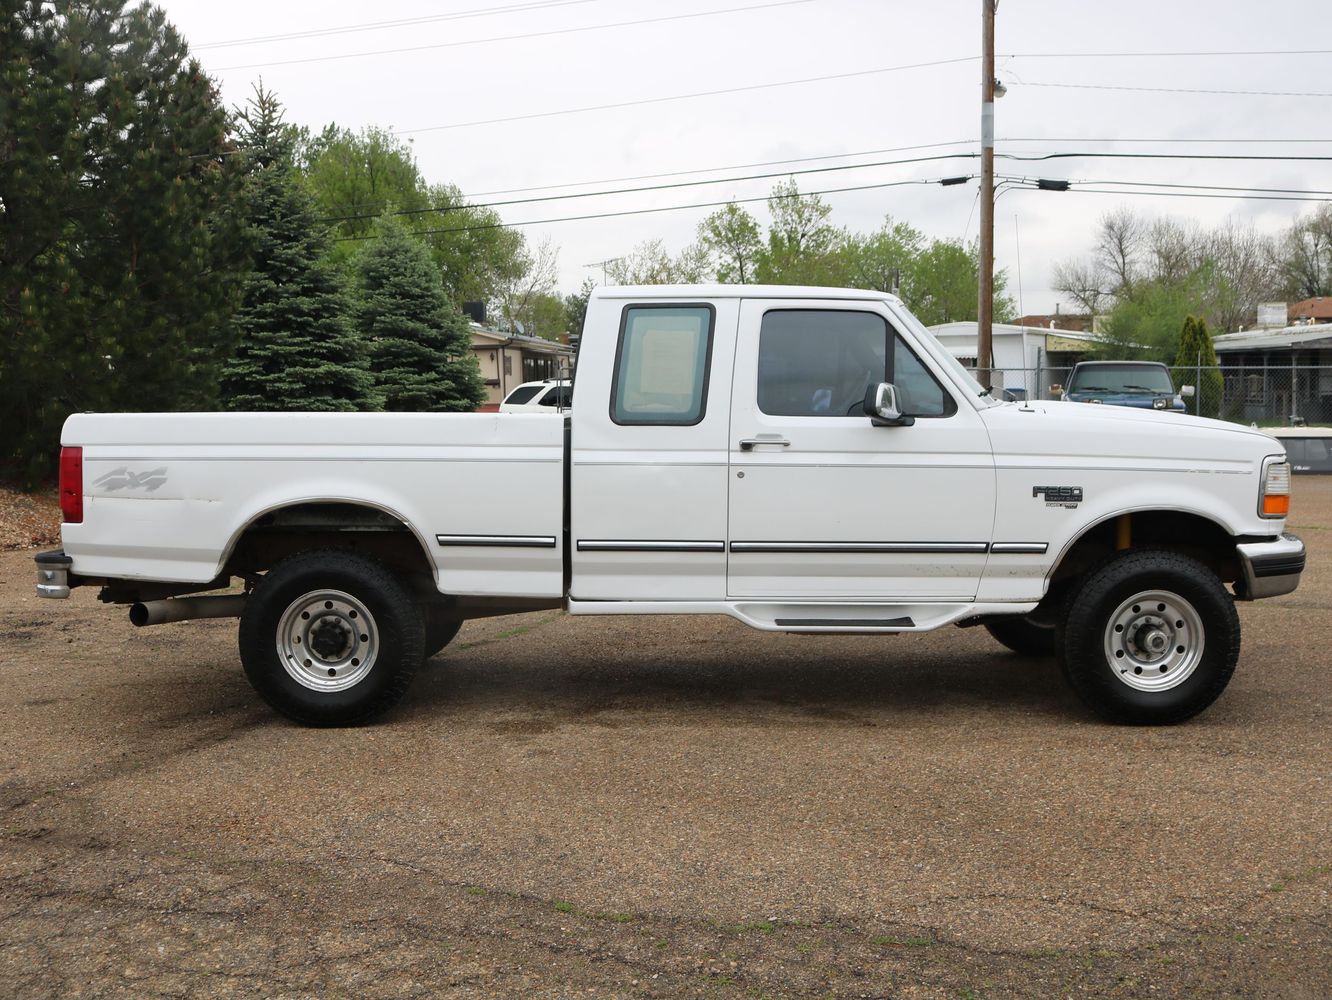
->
xmin=757 ymin=309 xmax=953 ymax=418
xmin=611 ymin=305 xmax=714 ymax=425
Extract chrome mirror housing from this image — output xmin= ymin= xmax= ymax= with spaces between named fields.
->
xmin=862 ymin=382 xmax=914 ymax=427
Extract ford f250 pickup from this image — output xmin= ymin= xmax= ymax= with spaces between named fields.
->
xmin=34 ymin=285 xmax=1305 ymax=726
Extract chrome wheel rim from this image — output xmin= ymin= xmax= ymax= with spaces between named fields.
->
xmin=1102 ymin=589 xmax=1204 ymax=692
xmin=276 ymin=589 xmax=378 ymax=692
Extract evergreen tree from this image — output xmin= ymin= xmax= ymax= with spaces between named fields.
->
xmin=1 ymin=1 xmax=246 ymax=482
xmin=220 ymin=87 xmax=375 ymax=411
xmin=1172 ymin=315 xmax=1223 ymax=419
xmin=351 ymin=216 xmax=485 ymax=412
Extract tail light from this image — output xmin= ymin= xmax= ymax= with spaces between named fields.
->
xmin=1259 ymin=457 xmax=1290 ymax=519
xmin=59 ymin=446 xmax=83 ymax=524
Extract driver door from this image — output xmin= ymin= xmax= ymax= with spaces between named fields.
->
xmin=726 ymin=299 xmax=996 ymax=599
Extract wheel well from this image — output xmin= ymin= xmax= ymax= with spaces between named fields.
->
xmin=223 ymin=501 xmax=436 ymax=593
xmin=1050 ymin=510 xmax=1241 ymax=593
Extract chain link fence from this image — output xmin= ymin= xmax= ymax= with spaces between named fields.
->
xmin=969 ymin=364 xmax=1332 ymax=428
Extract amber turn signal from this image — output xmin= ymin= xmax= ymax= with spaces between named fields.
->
xmin=1262 ymin=494 xmax=1290 ymax=517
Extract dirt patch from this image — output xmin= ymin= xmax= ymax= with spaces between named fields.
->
xmin=0 ymin=485 xmax=60 ymax=551
xmin=1 ymin=481 xmax=1330 ymax=997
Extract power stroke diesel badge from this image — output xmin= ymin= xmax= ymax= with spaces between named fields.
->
xmin=1033 ymin=485 xmax=1083 ymax=508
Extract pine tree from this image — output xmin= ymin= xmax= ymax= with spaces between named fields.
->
xmin=219 ymin=87 xmax=375 ymax=411
xmin=1 ymin=1 xmax=246 ymax=483
xmin=1172 ymin=315 xmax=1223 ymax=419
xmin=351 ymin=217 xmax=486 ymax=411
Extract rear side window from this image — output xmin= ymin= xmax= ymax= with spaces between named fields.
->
xmin=537 ymin=386 xmax=572 ymax=407
xmin=504 ymin=384 xmax=543 ymax=405
xmin=757 ymin=309 xmax=953 ymax=417
xmin=611 ymin=305 xmax=714 ymax=425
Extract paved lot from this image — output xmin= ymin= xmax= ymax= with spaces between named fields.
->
xmin=2 ymin=483 xmax=1329 ymax=999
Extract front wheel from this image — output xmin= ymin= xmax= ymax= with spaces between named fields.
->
xmin=1059 ymin=550 xmax=1239 ymax=724
xmin=239 ymin=550 xmax=424 ymax=726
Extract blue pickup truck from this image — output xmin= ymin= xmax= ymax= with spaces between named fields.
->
xmin=1060 ymin=360 xmax=1193 ymax=412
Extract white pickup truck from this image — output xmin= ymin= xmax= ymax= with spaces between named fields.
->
xmin=35 ymin=285 xmax=1304 ymax=726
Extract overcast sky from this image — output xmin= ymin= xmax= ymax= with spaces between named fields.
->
xmin=152 ymin=0 xmax=1330 ymax=318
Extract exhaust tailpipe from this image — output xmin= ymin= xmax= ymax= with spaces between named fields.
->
xmin=129 ymin=595 xmax=248 ymax=627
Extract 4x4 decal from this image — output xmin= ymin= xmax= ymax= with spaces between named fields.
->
xmin=94 ymin=467 xmax=168 ymax=492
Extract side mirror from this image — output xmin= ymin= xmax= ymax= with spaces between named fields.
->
xmin=1180 ymin=385 xmax=1196 ymax=398
xmin=863 ymin=382 xmax=915 ymax=427
xmin=1049 ymin=384 xmax=1064 ymax=398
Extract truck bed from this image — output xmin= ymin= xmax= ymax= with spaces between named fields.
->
xmin=60 ymin=412 xmax=566 ymax=598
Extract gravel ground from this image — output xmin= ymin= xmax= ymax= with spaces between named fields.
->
xmin=1 ymin=483 xmax=1329 ymax=999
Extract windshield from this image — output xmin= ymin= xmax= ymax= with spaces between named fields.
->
xmin=891 ymin=305 xmax=992 ymax=402
xmin=1069 ymin=365 xmax=1173 ymax=394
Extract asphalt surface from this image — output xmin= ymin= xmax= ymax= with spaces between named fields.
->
xmin=2 ymin=482 xmax=1329 ymax=999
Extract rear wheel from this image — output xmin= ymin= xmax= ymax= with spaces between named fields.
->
xmin=239 ymin=550 xmax=423 ymax=726
xmin=984 ymin=616 xmax=1056 ymax=657
xmin=1059 ymin=549 xmax=1239 ymax=724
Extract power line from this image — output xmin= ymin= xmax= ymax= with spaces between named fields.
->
xmin=196 ymin=0 xmax=606 ymax=49
xmin=1001 ymin=136 xmax=1332 ymax=145
xmin=316 ymin=147 xmax=1332 ymax=221
xmin=1001 ymin=48 xmax=1332 ymax=59
xmin=999 ymin=151 xmax=1332 ymax=163
xmin=1014 ymin=81 xmax=1332 ymax=98
xmin=1070 ymin=188 xmax=1331 ymax=203
xmin=390 ymin=57 xmax=975 ymax=135
xmin=996 ymin=174 xmax=1332 ymax=200
xmin=464 ymin=139 xmax=976 ymax=198
xmin=1073 ymin=179 xmax=1332 ymax=197
xmin=331 ymin=176 xmax=962 ymax=242
xmin=316 ymin=152 xmax=980 ymax=224
xmin=214 ymin=0 xmax=816 ymax=72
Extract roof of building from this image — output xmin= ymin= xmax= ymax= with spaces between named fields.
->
xmin=1289 ymin=297 xmax=1332 ymax=320
xmin=1213 ymin=322 xmax=1332 ymax=352
xmin=470 ymin=325 xmax=575 ymax=354
xmin=1015 ymin=313 xmax=1092 ymax=332
xmin=929 ymin=321 xmax=1101 ymax=344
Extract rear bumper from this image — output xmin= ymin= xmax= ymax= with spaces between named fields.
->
xmin=1235 ymin=533 xmax=1306 ymax=600
xmin=34 ymin=549 xmax=73 ymax=599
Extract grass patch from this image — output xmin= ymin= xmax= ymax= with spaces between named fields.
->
xmin=717 ymin=919 xmax=775 ymax=934
xmin=872 ymin=934 xmax=933 ymax=948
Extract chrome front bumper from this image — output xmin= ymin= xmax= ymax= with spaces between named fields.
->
xmin=1235 ymin=533 xmax=1306 ymax=600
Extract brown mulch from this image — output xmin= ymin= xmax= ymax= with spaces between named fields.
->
xmin=0 ymin=485 xmax=60 ymax=551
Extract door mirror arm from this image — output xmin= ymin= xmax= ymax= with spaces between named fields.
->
xmin=863 ymin=382 xmax=915 ymax=427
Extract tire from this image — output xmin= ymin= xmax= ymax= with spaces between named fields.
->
xmin=1058 ymin=549 xmax=1239 ymax=725
xmin=423 ymin=607 xmax=463 ymax=660
xmin=238 ymin=549 xmax=424 ymax=726
xmin=984 ymin=616 xmax=1057 ymax=657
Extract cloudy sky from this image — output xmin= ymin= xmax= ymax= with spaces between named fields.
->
xmin=154 ymin=0 xmax=1330 ymax=315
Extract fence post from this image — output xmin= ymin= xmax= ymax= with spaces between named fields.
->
xmin=1195 ymin=351 xmax=1202 ymax=416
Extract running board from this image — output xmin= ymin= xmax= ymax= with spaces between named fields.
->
xmin=566 ymin=599 xmax=1038 ymax=633
xmin=775 ymin=616 xmax=914 ymax=628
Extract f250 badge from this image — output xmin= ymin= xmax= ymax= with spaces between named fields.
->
xmin=94 ymin=467 xmax=168 ymax=492
xmin=1033 ymin=485 xmax=1083 ymax=509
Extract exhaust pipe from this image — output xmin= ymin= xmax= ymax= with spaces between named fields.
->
xmin=129 ymin=595 xmax=247 ymax=627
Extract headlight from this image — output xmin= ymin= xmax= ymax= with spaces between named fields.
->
xmin=1260 ymin=457 xmax=1291 ymax=518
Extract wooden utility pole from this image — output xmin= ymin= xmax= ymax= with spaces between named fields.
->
xmin=977 ymin=0 xmax=996 ymax=391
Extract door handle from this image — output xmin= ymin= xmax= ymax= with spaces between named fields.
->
xmin=739 ymin=436 xmax=791 ymax=451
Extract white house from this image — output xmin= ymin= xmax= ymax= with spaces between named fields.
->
xmin=928 ymin=322 xmax=1101 ymax=398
